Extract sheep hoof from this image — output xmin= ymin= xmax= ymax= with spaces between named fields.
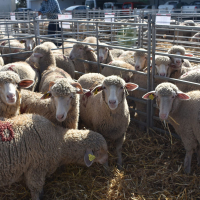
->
xmin=117 ymin=163 xmax=123 ymax=170
xmin=184 ymin=167 xmax=191 ymax=174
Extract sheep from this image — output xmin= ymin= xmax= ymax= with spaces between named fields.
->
xmin=0 ymin=113 xmax=108 ymax=200
xmin=98 ymin=43 xmax=114 ymax=64
xmin=118 ymin=51 xmax=135 ymax=66
xmin=190 ymin=32 xmax=200 ymax=43
xmin=167 ymin=45 xmax=192 ymax=69
xmin=21 ymin=77 xmax=85 ymax=129
xmin=19 ymin=37 xmax=37 ymax=51
xmin=29 ymin=44 xmax=75 ymax=78
xmin=0 ymin=71 xmax=34 ymax=118
xmin=27 ymin=45 xmax=56 ymax=74
xmin=0 ymin=61 xmax=40 ymax=91
xmin=155 ymin=55 xmax=171 ymax=77
xmin=70 ymin=43 xmax=99 ymax=73
xmin=133 ymin=49 xmax=148 ymax=71
xmin=101 ymin=60 xmax=135 ymax=82
xmin=59 ymin=39 xmax=77 ymax=56
xmin=129 ymin=55 xmax=171 ymax=130
xmin=82 ymin=36 xmax=100 ymax=44
xmin=175 ymin=69 xmax=200 ymax=92
xmin=110 ymin=49 xmax=125 ymax=58
xmin=1 ymin=39 xmax=25 ymax=64
xmin=39 ymin=66 xmax=71 ymax=93
xmin=142 ymin=82 xmax=200 ymax=174
xmin=53 ymin=53 xmax=75 ymax=78
xmin=78 ymin=73 xmax=138 ymax=168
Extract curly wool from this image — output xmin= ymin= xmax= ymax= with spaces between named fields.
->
xmin=134 ymin=48 xmax=147 ymax=57
xmin=0 ymin=71 xmax=20 ymax=84
xmin=51 ymin=78 xmax=77 ymax=96
xmin=155 ymin=82 xmax=179 ymax=96
xmin=104 ymin=75 xmax=125 ymax=86
xmin=155 ymin=56 xmax=171 ymax=66
xmin=167 ymin=45 xmax=185 ymax=55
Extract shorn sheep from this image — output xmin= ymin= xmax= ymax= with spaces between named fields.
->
xmin=70 ymin=43 xmax=98 ymax=73
xmin=0 ymin=71 xmax=34 ymax=118
xmin=0 ymin=113 xmax=108 ymax=200
xmin=143 ymin=82 xmax=200 ymax=174
xmin=78 ymin=73 xmax=138 ymax=168
xmin=21 ymin=77 xmax=85 ymax=129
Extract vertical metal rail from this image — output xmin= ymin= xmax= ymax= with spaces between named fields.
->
xmin=61 ymin=21 xmax=64 ymax=54
xmin=96 ymin=21 xmax=100 ymax=73
xmin=146 ymin=14 xmax=152 ymax=134
xmin=5 ymin=20 xmax=12 ymax=63
xmin=138 ymin=14 xmax=141 ymax=48
xmin=150 ymin=13 xmax=156 ymax=128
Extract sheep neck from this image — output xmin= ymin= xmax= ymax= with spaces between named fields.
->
xmin=82 ymin=50 xmax=99 ymax=73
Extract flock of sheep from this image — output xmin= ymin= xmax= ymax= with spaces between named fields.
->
xmin=0 ymin=30 xmax=200 ymax=200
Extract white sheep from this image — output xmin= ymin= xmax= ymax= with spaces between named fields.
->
xmin=0 ymin=113 xmax=108 ymax=200
xmin=133 ymin=49 xmax=148 ymax=71
xmin=0 ymin=71 xmax=34 ymax=118
xmin=0 ymin=61 xmax=40 ymax=91
xmin=78 ymin=73 xmax=138 ymax=168
xmin=21 ymin=77 xmax=84 ymax=129
xmin=142 ymin=82 xmax=200 ymax=174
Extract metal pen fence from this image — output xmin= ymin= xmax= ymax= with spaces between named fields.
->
xmin=0 ymin=11 xmax=200 ymax=137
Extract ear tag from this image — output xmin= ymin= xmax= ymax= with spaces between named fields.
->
xmin=94 ymin=88 xmax=99 ymax=95
xmin=20 ymin=41 xmax=24 ymax=43
xmin=149 ymin=94 xmax=154 ymax=100
xmin=88 ymin=154 xmax=96 ymax=161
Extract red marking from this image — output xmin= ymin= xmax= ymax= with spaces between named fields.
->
xmin=0 ymin=121 xmax=14 ymax=142
xmin=108 ymin=61 xmax=113 ymax=65
xmin=85 ymin=91 xmax=92 ymax=98
xmin=8 ymin=65 xmax=15 ymax=71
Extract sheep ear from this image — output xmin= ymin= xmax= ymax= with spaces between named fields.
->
xmin=49 ymin=81 xmax=55 ymax=91
xmin=34 ymin=53 xmax=43 ymax=58
xmin=18 ymin=79 xmax=34 ymax=88
xmin=19 ymin=39 xmax=26 ymax=43
xmin=142 ymin=91 xmax=155 ymax=100
xmin=177 ymin=92 xmax=190 ymax=100
xmin=70 ymin=82 xmax=84 ymax=94
xmin=125 ymin=83 xmax=138 ymax=91
xmin=91 ymin=85 xmax=103 ymax=95
xmin=84 ymin=149 xmax=95 ymax=167
xmin=40 ymin=91 xmax=52 ymax=99
xmin=185 ymin=54 xmax=193 ymax=57
xmin=85 ymin=46 xmax=94 ymax=52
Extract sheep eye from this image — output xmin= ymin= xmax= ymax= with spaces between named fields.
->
xmin=102 ymin=86 xmax=106 ymax=89
xmin=120 ymin=86 xmax=124 ymax=89
xmin=80 ymin=48 xmax=83 ymax=50
xmin=70 ymin=96 xmax=74 ymax=99
xmin=172 ymin=96 xmax=175 ymax=99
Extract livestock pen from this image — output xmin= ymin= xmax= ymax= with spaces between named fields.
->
xmin=0 ymin=10 xmax=200 ymax=199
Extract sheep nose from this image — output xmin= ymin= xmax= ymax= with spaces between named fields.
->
xmin=109 ymin=100 xmax=116 ymax=104
xmin=135 ymin=65 xmax=140 ymax=70
xmin=176 ymin=60 xmax=181 ymax=63
xmin=160 ymin=113 xmax=167 ymax=120
xmin=69 ymin=55 xmax=73 ymax=60
xmin=57 ymin=114 xmax=64 ymax=120
xmin=7 ymin=94 xmax=15 ymax=100
xmin=160 ymin=73 xmax=166 ymax=76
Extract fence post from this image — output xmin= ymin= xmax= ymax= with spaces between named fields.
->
xmin=150 ymin=13 xmax=156 ymax=129
xmin=96 ymin=22 xmax=100 ymax=73
xmin=34 ymin=17 xmax=40 ymax=46
xmin=146 ymin=13 xmax=152 ymax=134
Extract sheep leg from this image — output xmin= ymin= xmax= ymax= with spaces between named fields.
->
xmin=115 ymin=134 xmax=125 ymax=170
xmin=25 ymin=168 xmax=46 ymax=200
xmin=184 ymin=149 xmax=193 ymax=174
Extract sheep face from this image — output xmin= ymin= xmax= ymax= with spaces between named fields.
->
xmin=142 ymin=83 xmax=190 ymax=121
xmin=52 ymin=93 xmax=74 ymax=122
xmin=20 ymin=38 xmax=35 ymax=51
xmin=98 ymin=47 xmax=108 ymax=63
xmin=29 ymin=52 xmax=43 ymax=65
xmin=172 ymin=52 xmax=183 ymax=68
xmin=155 ymin=63 xmax=169 ymax=77
xmin=0 ymin=82 xmax=18 ymax=105
xmin=134 ymin=55 xmax=147 ymax=71
xmin=92 ymin=76 xmax=138 ymax=110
